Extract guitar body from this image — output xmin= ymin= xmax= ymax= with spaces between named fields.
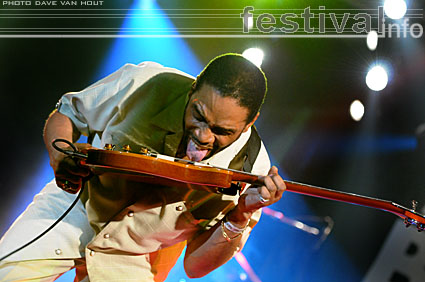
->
xmin=83 ymin=149 xmax=238 ymax=193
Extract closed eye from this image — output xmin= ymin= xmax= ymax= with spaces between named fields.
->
xmin=193 ymin=105 xmax=206 ymax=122
xmin=211 ymin=127 xmax=234 ymax=136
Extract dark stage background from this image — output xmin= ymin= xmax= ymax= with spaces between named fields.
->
xmin=0 ymin=0 xmax=424 ymax=281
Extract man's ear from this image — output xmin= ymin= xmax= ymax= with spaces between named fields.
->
xmin=243 ymin=112 xmax=260 ymax=133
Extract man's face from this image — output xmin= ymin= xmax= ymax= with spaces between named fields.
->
xmin=183 ymin=83 xmax=257 ymax=162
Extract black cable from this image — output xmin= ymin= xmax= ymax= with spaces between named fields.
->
xmin=52 ymin=138 xmax=87 ymax=159
xmin=0 ymin=139 xmax=89 ymax=261
xmin=0 ymin=186 xmax=84 ymax=261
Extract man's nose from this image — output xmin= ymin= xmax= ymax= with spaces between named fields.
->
xmin=194 ymin=127 xmax=214 ymax=146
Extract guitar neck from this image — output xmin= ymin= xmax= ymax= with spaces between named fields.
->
xmin=285 ymin=180 xmax=404 ymax=216
xmin=231 ymin=170 xmax=413 ymax=221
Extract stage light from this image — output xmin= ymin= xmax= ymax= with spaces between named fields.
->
xmin=366 ymin=65 xmax=388 ymax=91
xmin=366 ymin=30 xmax=378 ymax=51
xmin=96 ymin=0 xmax=202 ymax=79
xmin=384 ymin=0 xmax=407 ymax=20
xmin=350 ymin=100 xmax=365 ymax=122
xmin=242 ymin=48 xmax=264 ymax=68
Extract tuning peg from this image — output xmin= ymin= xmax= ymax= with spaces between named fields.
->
xmin=139 ymin=146 xmax=157 ymax=157
xmin=122 ymin=145 xmax=131 ymax=152
xmin=104 ymin=144 xmax=115 ymax=150
xmin=140 ymin=147 xmax=150 ymax=155
xmin=412 ymin=200 xmax=418 ymax=211
xmin=404 ymin=218 xmax=411 ymax=228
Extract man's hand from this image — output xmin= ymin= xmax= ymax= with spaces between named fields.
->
xmin=50 ymin=142 xmax=92 ymax=194
xmin=183 ymin=166 xmax=286 ymax=278
xmin=43 ymin=111 xmax=91 ymax=194
xmin=228 ymin=166 xmax=286 ymax=224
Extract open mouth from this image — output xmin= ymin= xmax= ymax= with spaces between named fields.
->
xmin=186 ymin=138 xmax=211 ymax=162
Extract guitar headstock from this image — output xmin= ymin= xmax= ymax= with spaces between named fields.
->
xmin=399 ymin=200 xmax=425 ymax=232
xmin=404 ymin=217 xmax=425 ymax=232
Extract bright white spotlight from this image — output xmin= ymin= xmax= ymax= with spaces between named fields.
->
xmin=366 ymin=65 xmax=388 ymax=91
xmin=384 ymin=0 xmax=407 ymax=20
xmin=242 ymin=48 xmax=264 ymax=68
xmin=350 ymin=100 xmax=365 ymax=122
xmin=366 ymin=30 xmax=378 ymax=51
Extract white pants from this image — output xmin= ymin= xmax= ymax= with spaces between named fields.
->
xmin=0 ymin=180 xmax=94 ymax=281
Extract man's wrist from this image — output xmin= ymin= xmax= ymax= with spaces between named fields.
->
xmin=226 ymin=205 xmax=254 ymax=228
xmin=224 ymin=218 xmax=248 ymax=233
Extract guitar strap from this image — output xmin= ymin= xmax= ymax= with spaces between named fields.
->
xmin=228 ymin=126 xmax=262 ymax=173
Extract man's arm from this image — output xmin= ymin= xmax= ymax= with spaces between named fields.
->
xmin=43 ymin=110 xmax=91 ymax=193
xmin=184 ymin=166 xmax=285 ymax=278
